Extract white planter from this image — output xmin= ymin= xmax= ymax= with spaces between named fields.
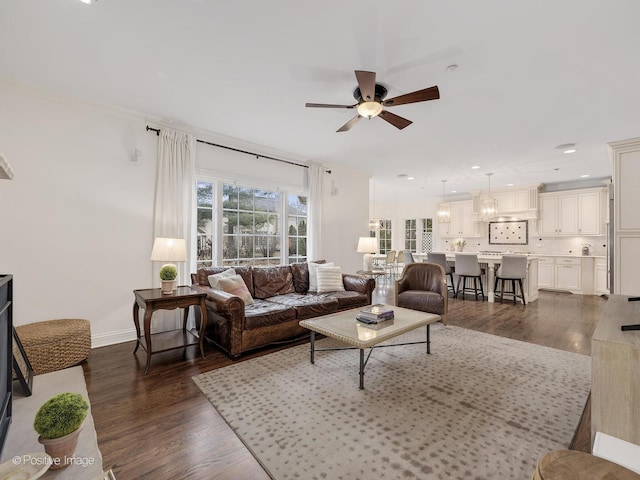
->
xmin=161 ymin=279 xmax=176 ymax=294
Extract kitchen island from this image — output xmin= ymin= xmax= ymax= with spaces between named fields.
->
xmin=414 ymin=253 xmax=539 ymax=303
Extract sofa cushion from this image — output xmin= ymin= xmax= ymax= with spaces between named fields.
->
xmin=310 ymin=291 xmax=368 ymax=310
xmin=253 ymin=266 xmax=295 ymax=299
xmin=197 ymin=266 xmax=229 ymax=286
xmin=197 ymin=266 xmax=254 ymax=295
xmin=244 ymin=299 xmax=297 ymax=330
xmin=308 ymin=261 xmax=333 ymax=292
xmin=291 ymin=260 xmax=326 ymax=293
xmin=208 ymin=268 xmax=236 ymax=289
xmin=265 ymin=293 xmax=339 ymax=319
xmin=218 ymin=275 xmax=254 ymax=305
xmin=397 ymin=290 xmax=445 ymax=315
xmin=315 ymin=266 xmax=346 ymax=293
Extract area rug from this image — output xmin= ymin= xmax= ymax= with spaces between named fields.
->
xmin=193 ymin=325 xmax=591 ymax=480
xmin=1 ymin=366 xmax=104 ymax=480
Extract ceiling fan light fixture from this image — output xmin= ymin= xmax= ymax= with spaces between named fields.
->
xmin=357 ymin=101 xmax=383 ymax=119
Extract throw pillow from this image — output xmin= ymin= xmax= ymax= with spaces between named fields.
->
xmin=308 ymin=261 xmax=334 ymax=292
xmin=217 ymin=275 xmax=255 ymax=305
xmin=208 ymin=268 xmax=236 ymax=289
xmin=315 ymin=266 xmax=345 ymax=293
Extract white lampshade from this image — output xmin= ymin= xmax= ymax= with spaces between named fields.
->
xmin=357 ymin=237 xmax=378 ymax=254
xmin=150 ymin=237 xmax=187 ymax=262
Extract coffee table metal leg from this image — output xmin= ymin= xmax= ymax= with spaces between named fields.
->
xmin=310 ymin=331 xmax=315 ymax=364
xmin=426 ymin=324 xmax=431 ymax=354
xmin=359 ymin=348 xmax=365 ymax=390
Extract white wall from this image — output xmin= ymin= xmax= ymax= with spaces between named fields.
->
xmin=0 ymin=86 xmax=157 ymax=346
xmin=372 ymin=186 xmax=440 ymax=252
xmin=321 ymin=167 xmax=369 ymax=273
xmin=0 ymin=86 xmax=371 ymax=347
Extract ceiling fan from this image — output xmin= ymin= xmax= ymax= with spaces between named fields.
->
xmin=305 ymin=70 xmax=439 ymax=132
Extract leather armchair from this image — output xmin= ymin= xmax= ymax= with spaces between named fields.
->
xmin=395 ymin=262 xmax=448 ymax=324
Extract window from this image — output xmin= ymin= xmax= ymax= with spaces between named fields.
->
xmin=405 ymin=219 xmax=417 ymax=251
xmin=378 ymin=220 xmax=392 ymax=254
xmin=196 ymin=181 xmax=214 ymax=269
xmin=287 ymin=194 xmax=308 ymax=264
xmin=195 ymin=180 xmax=308 ymax=268
xmin=403 ymin=218 xmax=434 ymax=253
xmin=222 ymin=185 xmax=281 ymax=266
xmin=421 ymin=218 xmax=434 ymax=253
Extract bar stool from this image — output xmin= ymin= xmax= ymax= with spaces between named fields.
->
xmin=454 ymin=253 xmax=484 ymax=301
xmin=494 ymin=254 xmax=527 ymax=305
xmin=427 ymin=252 xmax=456 ymax=296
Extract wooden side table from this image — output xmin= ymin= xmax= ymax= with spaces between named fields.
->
xmin=132 ymin=286 xmax=207 ymax=374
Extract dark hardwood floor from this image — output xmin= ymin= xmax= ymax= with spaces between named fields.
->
xmin=83 ymin=284 xmax=607 ymax=479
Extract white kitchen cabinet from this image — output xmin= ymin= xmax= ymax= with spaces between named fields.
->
xmin=578 ymin=191 xmax=601 ymax=235
xmin=555 ymin=257 xmax=582 ymax=291
xmin=440 ymin=201 xmax=480 ymax=238
xmin=537 ymin=256 xmax=555 ymax=289
xmin=594 ymin=258 xmax=609 ymax=295
xmin=610 ymin=137 xmax=640 ymax=295
xmin=537 ymin=256 xmax=596 ymax=294
xmin=539 ymin=188 xmax=604 ymax=236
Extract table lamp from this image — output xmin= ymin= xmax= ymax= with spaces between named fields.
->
xmin=357 ymin=237 xmax=378 ymax=272
xmin=150 ymin=237 xmax=187 ymax=294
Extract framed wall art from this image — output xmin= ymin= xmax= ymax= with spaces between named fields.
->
xmin=489 ymin=220 xmax=528 ymax=245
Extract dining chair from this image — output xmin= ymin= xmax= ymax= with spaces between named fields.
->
xmin=395 ymin=250 xmax=405 ymax=277
xmin=454 ymin=253 xmax=485 ymax=301
xmin=427 ymin=252 xmax=456 ymax=296
xmin=383 ymin=250 xmax=397 ymax=279
xmin=494 ymin=254 xmax=527 ymax=305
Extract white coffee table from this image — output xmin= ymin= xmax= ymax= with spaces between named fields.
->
xmin=299 ymin=305 xmax=441 ymax=389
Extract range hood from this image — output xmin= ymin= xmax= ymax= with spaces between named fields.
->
xmin=470 ymin=184 xmax=541 ymax=222
xmin=0 ymin=154 xmax=13 ymax=180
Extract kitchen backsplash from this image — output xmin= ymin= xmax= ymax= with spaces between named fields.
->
xmin=441 ymin=233 xmax=608 ymax=256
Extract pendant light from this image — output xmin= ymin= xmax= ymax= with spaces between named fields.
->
xmin=369 ymin=180 xmax=381 ymax=229
xmin=437 ymin=180 xmax=451 ymax=223
xmin=480 ymin=172 xmax=498 ymax=221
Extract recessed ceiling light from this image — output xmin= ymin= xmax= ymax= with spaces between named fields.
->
xmin=555 ymin=143 xmax=577 ymax=153
xmin=507 ymin=183 xmax=514 ymax=186
xmin=407 ymin=176 xmax=415 ymax=180
xmin=471 ymin=165 xmax=480 ymax=169
xmin=79 ymin=0 xmax=98 ymax=3
xmin=451 ymin=190 xmax=457 ymax=193
xmin=580 ymin=174 xmax=590 ymax=178
xmin=446 ymin=64 xmax=458 ymax=73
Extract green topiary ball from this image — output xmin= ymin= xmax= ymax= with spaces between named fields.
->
xmin=159 ymin=264 xmax=178 ymax=281
xmin=33 ymin=392 xmax=89 ymax=439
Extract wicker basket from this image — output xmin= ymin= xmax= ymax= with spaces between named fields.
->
xmin=15 ymin=319 xmax=91 ymax=375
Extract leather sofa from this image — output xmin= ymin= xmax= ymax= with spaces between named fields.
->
xmin=190 ymin=261 xmax=375 ymax=358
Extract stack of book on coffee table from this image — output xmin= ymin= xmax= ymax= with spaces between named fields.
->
xmin=356 ymin=304 xmax=394 ymax=324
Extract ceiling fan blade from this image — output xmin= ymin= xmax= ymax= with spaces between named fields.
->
xmin=383 ymin=86 xmax=440 ymax=107
xmin=306 ymin=103 xmax=356 ymax=109
xmin=337 ymin=115 xmax=362 ymax=132
xmin=355 ymin=70 xmax=376 ymax=102
xmin=378 ymin=110 xmax=412 ymax=130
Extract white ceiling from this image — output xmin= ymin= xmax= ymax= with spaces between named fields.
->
xmin=2 ymin=0 xmax=638 ymax=201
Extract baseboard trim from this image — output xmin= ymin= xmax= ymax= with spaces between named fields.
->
xmin=92 ymin=328 xmax=137 ymax=348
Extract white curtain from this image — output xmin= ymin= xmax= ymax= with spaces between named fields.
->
xmin=307 ymin=163 xmax=324 ymax=261
xmin=153 ymin=128 xmax=195 ymax=330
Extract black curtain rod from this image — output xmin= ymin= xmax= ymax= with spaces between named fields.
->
xmin=146 ymin=126 xmax=330 ymax=173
